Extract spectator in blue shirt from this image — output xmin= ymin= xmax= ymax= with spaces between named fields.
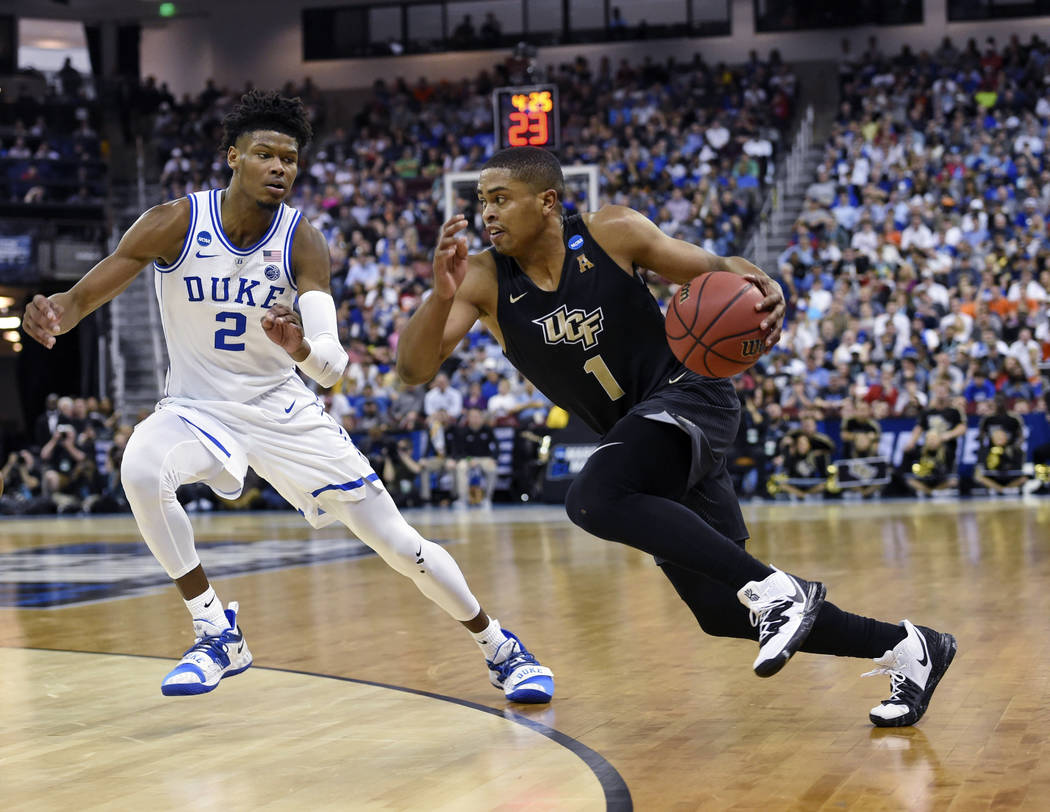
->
xmin=963 ymin=362 xmax=997 ymax=406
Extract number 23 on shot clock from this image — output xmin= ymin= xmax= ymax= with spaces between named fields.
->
xmin=492 ymin=85 xmax=560 ymax=151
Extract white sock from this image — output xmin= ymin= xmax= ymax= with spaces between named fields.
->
xmin=472 ymin=617 xmax=514 ymax=662
xmin=184 ymin=586 xmax=228 ymax=633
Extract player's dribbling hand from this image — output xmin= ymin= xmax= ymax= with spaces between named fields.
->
xmin=23 ymin=294 xmax=65 ymax=349
xmin=261 ymin=304 xmax=305 ymax=356
xmin=742 ymin=272 xmax=785 ymax=350
xmin=432 ymin=215 xmax=470 ymax=301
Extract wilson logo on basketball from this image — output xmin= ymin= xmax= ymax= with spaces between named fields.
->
xmin=533 ymin=305 xmax=605 ymax=350
xmin=740 ymin=338 xmax=763 ymax=357
xmin=678 ymin=284 xmax=691 ymax=304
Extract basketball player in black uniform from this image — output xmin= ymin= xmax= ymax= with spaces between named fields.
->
xmin=398 ymin=146 xmax=956 ymax=726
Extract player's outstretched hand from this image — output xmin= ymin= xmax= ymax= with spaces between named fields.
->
xmin=261 ymin=304 xmax=305 ymax=355
xmin=23 ymin=294 xmax=64 ymax=349
xmin=742 ymin=273 xmax=785 ymax=349
xmin=432 ymin=215 xmax=470 ymax=301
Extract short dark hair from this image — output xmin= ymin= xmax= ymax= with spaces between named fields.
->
xmin=221 ymin=89 xmax=313 ymax=152
xmin=483 ymin=146 xmax=565 ymax=201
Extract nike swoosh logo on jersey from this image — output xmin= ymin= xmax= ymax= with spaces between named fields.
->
xmin=195 ymin=251 xmax=219 ymax=258
xmin=594 ymin=441 xmax=625 ymax=453
xmin=284 ymin=401 xmax=296 ymax=414
xmin=916 ymin=629 xmax=930 ymax=667
xmin=669 ymin=372 xmax=687 ymax=384
xmin=510 ymin=292 xmax=528 ymax=303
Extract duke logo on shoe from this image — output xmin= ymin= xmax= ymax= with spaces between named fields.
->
xmin=736 ymin=568 xmax=826 ymax=678
xmin=864 ymin=619 xmax=957 ymax=727
xmin=486 ymin=629 xmax=554 ymax=703
xmin=161 ymin=602 xmax=253 ymax=696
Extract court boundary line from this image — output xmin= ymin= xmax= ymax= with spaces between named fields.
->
xmin=6 ymin=645 xmax=633 ymax=811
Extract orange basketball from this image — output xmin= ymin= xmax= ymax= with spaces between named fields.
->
xmin=665 ymin=272 xmax=767 ymax=378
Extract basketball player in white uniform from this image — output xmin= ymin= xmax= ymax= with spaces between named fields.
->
xmin=22 ymin=90 xmax=553 ymax=703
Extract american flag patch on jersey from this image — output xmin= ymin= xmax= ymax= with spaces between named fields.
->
xmin=263 ymin=249 xmax=282 ymax=262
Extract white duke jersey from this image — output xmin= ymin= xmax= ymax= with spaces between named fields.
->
xmin=154 ymin=188 xmax=304 ymax=402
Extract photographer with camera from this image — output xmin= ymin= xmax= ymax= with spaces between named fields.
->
xmin=40 ymin=422 xmax=86 ymax=494
xmin=1 ymin=449 xmax=43 ymax=513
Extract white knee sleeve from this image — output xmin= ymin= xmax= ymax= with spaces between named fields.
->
xmin=322 ymin=489 xmax=481 ymax=621
xmin=122 ymin=411 xmax=225 ymax=579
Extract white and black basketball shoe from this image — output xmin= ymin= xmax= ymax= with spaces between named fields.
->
xmin=737 ymin=567 xmax=826 ymax=677
xmin=864 ymin=619 xmax=957 ymax=727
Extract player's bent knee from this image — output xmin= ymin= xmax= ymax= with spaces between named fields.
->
xmin=565 ymin=473 xmax=617 ymax=536
xmin=120 ymin=446 xmax=162 ymax=500
xmin=322 ymin=495 xmax=427 ymax=575
xmin=377 ymin=534 xmax=446 ymax=584
xmin=379 ymin=535 xmax=426 ymax=575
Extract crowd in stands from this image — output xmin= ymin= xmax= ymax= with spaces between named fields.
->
xmin=1 ymin=383 xmax=555 ymax=514
xmin=7 ymin=48 xmax=794 ymax=513
xmin=15 ymin=34 xmax=1050 ymax=514
xmin=749 ymin=32 xmax=1050 ymax=498
xmin=0 ymin=59 xmax=106 ymax=205
xmin=3 ymin=393 xmax=129 ymax=515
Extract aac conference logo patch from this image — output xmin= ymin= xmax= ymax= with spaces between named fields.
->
xmin=196 ymin=230 xmax=212 ymax=247
xmin=0 ymin=536 xmax=426 ymax=608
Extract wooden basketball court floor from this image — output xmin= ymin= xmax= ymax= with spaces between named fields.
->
xmin=3 ymin=496 xmax=1050 ymax=810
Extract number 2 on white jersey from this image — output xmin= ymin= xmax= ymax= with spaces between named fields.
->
xmin=214 ymin=311 xmax=246 ymax=351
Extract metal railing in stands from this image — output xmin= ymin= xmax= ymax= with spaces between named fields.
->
xmin=743 ymin=104 xmax=814 ymax=270
xmin=106 ymin=136 xmax=168 ymax=415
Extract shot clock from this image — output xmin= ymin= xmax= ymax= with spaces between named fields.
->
xmin=492 ymin=84 xmax=560 ymax=151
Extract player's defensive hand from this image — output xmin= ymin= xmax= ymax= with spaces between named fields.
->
xmin=432 ymin=215 xmax=470 ymax=301
xmin=261 ymin=304 xmax=306 ymax=357
xmin=742 ymin=273 xmax=785 ymax=349
xmin=23 ymin=294 xmax=65 ymax=349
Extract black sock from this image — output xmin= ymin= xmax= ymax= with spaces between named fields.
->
xmin=802 ymin=601 xmax=906 ymax=659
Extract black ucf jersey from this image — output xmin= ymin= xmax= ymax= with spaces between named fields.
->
xmin=492 ymin=213 xmax=699 ymax=435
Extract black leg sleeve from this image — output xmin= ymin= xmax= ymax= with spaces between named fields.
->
xmin=567 ymin=414 xmax=906 ymax=659
xmin=564 ymin=415 xmax=773 ymax=589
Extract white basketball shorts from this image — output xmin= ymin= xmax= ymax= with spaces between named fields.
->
xmin=153 ymin=375 xmax=383 ymax=527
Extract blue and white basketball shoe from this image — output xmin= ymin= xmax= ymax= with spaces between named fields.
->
xmin=161 ymin=602 xmax=253 ymax=696
xmin=486 ymin=629 xmax=554 ymax=704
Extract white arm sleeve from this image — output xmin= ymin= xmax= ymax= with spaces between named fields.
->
xmin=296 ymin=290 xmax=347 ymax=388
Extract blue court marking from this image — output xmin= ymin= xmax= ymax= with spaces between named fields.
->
xmin=11 ymin=647 xmax=633 ymax=811
xmin=0 ymin=535 xmax=447 ymax=609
